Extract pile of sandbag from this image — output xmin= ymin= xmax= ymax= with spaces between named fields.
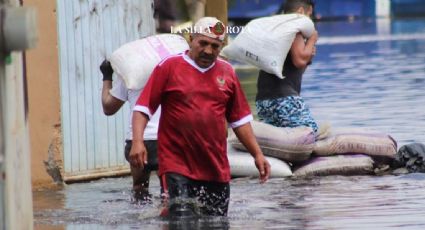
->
xmin=293 ymin=126 xmax=397 ymax=177
xmin=227 ymin=120 xmax=315 ymax=178
xmin=228 ymin=120 xmax=398 ymax=178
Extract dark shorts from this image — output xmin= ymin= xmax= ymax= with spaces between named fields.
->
xmin=164 ymin=173 xmax=230 ymax=218
xmin=124 ymin=140 xmax=159 ymax=171
xmin=256 ymin=96 xmax=319 ymax=133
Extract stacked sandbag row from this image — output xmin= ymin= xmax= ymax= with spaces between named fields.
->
xmin=294 ymin=126 xmax=397 ymax=177
xmin=227 ymin=120 xmax=398 ymax=178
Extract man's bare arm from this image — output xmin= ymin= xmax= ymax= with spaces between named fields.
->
xmin=233 ymin=123 xmax=270 ymax=183
xmin=129 ymin=111 xmax=149 ymax=168
xmin=290 ymin=31 xmax=318 ymax=69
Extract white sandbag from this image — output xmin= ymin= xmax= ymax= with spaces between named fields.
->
xmin=313 ymin=127 xmax=397 ymax=158
xmin=228 ymin=146 xmax=292 ymax=178
xmin=109 ymin=34 xmax=189 ymax=90
xmin=221 ymin=14 xmax=314 ymax=79
xmin=294 ymin=154 xmax=374 ymax=177
xmin=228 ymin=120 xmax=315 ymax=163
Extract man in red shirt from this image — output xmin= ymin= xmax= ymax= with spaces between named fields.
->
xmin=130 ymin=17 xmax=270 ymax=218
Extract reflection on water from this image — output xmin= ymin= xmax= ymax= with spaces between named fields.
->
xmin=34 ymin=18 xmax=425 ymax=229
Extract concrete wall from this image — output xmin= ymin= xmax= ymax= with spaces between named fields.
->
xmin=23 ymin=0 xmax=61 ymax=189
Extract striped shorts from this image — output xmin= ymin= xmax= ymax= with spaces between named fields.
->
xmin=255 ymin=96 xmax=318 ymax=133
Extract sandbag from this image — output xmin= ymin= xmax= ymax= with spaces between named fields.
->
xmin=293 ymin=154 xmax=374 ymax=177
xmin=314 ymin=127 xmax=397 ymax=158
xmin=109 ymin=34 xmax=189 ymax=90
xmin=227 ymin=146 xmax=292 ymax=178
xmin=221 ymin=14 xmax=315 ymax=79
xmin=228 ymin=120 xmax=315 ymax=163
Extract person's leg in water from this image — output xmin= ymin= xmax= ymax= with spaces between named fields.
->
xmin=125 ymin=140 xmax=160 ymax=201
xmin=130 ymin=168 xmax=151 ymax=201
xmin=164 ymin=173 xmax=230 ymax=219
xmin=165 ymin=173 xmax=200 ymax=218
xmin=194 ymin=180 xmax=230 ymax=217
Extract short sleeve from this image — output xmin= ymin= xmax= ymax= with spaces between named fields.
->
xmin=225 ymin=69 xmax=253 ymax=128
xmin=134 ymin=61 xmax=169 ymax=118
xmin=110 ymin=75 xmax=128 ymax=102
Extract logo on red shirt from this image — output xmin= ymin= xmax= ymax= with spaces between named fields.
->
xmin=216 ymin=76 xmax=226 ymax=90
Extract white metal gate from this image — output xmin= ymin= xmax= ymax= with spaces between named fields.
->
xmin=56 ymin=0 xmax=155 ymax=180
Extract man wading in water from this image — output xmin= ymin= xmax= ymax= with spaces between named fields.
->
xmin=130 ymin=17 xmax=271 ymax=218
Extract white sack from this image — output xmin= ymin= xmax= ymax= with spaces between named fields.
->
xmin=228 ymin=146 xmax=292 ymax=178
xmin=221 ymin=14 xmax=315 ymax=79
xmin=294 ymin=154 xmax=374 ymax=177
xmin=109 ymin=34 xmax=189 ymax=90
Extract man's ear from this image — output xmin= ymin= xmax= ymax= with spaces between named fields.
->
xmin=188 ymin=34 xmax=194 ymax=48
xmin=296 ymin=7 xmax=305 ymax=15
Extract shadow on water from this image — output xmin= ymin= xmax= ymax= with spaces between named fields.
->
xmin=34 ymin=18 xmax=425 ymax=229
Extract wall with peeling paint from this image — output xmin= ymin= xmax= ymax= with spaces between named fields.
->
xmin=23 ymin=0 xmax=62 ymax=189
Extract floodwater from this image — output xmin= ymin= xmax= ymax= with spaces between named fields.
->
xmin=34 ymin=18 xmax=425 ymax=229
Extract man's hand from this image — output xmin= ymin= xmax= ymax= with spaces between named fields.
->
xmin=254 ymin=154 xmax=271 ymax=183
xmin=129 ymin=140 xmax=148 ymax=169
xmin=100 ymin=59 xmax=114 ymax=81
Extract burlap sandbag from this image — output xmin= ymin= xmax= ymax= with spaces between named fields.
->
xmin=228 ymin=120 xmax=315 ymax=163
xmin=294 ymin=154 xmax=374 ymax=177
xmin=314 ymin=127 xmax=397 ymax=158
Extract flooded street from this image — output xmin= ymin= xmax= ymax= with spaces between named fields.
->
xmin=34 ymin=174 xmax=425 ymax=229
xmin=34 ymin=18 xmax=425 ymax=229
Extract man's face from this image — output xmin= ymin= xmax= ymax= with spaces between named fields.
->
xmin=189 ymin=34 xmax=223 ymax=68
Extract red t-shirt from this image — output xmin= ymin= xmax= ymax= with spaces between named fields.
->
xmin=134 ymin=52 xmax=253 ymax=182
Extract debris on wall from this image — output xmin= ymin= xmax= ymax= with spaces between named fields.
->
xmin=44 ymin=123 xmax=64 ymax=185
